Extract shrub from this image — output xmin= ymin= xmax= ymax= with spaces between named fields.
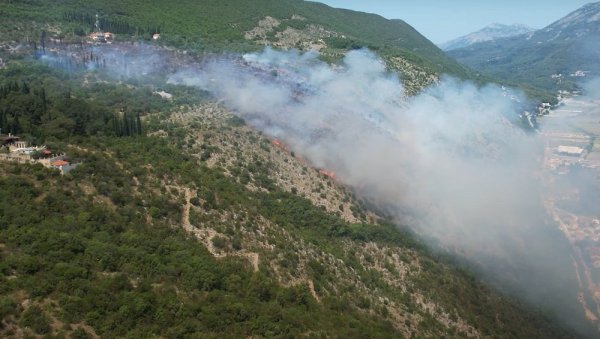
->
xmin=19 ymin=305 xmax=51 ymax=334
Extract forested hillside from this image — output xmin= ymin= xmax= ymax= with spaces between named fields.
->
xmin=0 ymin=55 xmax=581 ymax=337
xmin=0 ymin=0 xmax=475 ymax=93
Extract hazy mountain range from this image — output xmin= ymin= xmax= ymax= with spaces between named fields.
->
xmin=440 ymin=23 xmax=535 ymax=51
xmin=447 ymin=2 xmax=600 ymax=90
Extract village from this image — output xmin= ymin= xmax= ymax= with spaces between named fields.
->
xmin=0 ymin=133 xmax=78 ymax=174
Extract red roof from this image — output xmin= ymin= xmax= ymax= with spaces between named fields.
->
xmin=51 ymin=160 xmax=69 ymax=167
xmin=42 ymin=150 xmax=52 ymax=155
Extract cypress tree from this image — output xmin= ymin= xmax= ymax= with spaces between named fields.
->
xmin=136 ymin=112 xmax=142 ymax=136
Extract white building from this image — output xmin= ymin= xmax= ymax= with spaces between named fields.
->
xmin=557 ymin=145 xmax=584 ymax=157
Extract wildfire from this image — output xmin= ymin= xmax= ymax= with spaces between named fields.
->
xmin=319 ymin=169 xmax=337 ymax=180
xmin=271 ymin=139 xmax=289 ymax=151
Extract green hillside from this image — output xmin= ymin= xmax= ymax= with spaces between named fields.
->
xmin=0 ymin=58 xmax=584 ymax=337
xmin=0 ymin=0 xmax=472 ymax=85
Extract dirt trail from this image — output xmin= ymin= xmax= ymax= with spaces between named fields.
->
xmin=182 ymin=188 xmax=193 ymax=229
xmin=307 ymin=279 xmax=321 ymax=303
xmin=181 ymin=188 xmax=259 ymax=272
xmin=271 ymin=263 xmax=321 ymax=303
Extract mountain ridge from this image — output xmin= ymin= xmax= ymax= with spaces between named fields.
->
xmin=447 ymin=2 xmax=600 ymax=91
xmin=440 ymin=23 xmax=535 ymax=51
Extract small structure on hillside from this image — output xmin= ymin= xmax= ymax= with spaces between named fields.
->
xmin=0 ymin=133 xmax=80 ymax=174
xmin=538 ymin=102 xmax=552 ymax=115
xmin=88 ymin=14 xmax=113 ymax=43
xmin=9 ymin=140 xmax=29 ymax=152
xmin=152 ymin=33 xmax=161 ymax=40
xmin=0 ymin=133 xmax=20 ymax=147
xmin=50 ymin=159 xmax=78 ymax=175
xmin=89 ymin=31 xmax=114 ymax=43
xmin=153 ymin=90 xmax=173 ymax=100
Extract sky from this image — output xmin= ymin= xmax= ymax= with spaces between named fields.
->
xmin=314 ymin=0 xmax=592 ymax=44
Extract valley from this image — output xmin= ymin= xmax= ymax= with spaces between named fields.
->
xmin=541 ymin=95 xmax=600 ymax=330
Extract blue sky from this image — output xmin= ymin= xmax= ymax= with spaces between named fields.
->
xmin=314 ymin=0 xmax=592 ymax=44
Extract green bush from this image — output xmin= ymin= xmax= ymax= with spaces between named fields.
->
xmin=19 ymin=305 xmax=51 ymax=334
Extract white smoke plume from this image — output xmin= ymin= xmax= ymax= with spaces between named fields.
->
xmin=168 ymin=48 xmax=590 ymax=333
xmin=169 ymin=48 xmax=537 ymax=246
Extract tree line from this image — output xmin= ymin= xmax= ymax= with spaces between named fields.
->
xmin=0 ymin=76 xmax=142 ymax=140
xmin=63 ymin=11 xmax=161 ymax=36
xmin=113 ymin=111 xmax=143 ymax=137
xmin=0 ymin=81 xmax=47 ymax=135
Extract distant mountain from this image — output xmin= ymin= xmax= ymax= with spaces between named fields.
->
xmin=440 ymin=23 xmax=535 ymax=51
xmin=447 ymin=2 xmax=600 ymax=91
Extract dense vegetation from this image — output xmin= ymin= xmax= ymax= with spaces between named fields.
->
xmin=0 ymin=60 xmax=206 ymax=143
xmin=0 ymin=135 xmax=577 ymax=338
xmin=0 ymin=0 xmax=472 ymax=79
xmin=0 ymin=150 xmax=401 ymax=338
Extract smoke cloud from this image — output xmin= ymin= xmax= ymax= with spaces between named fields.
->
xmin=39 ymin=42 xmax=173 ymax=80
xmin=168 ymin=47 xmax=593 ymax=333
xmin=169 ymin=48 xmax=539 ymax=248
xmin=583 ymin=77 xmax=600 ymax=100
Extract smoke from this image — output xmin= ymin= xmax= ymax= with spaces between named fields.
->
xmin=168 ymin=47 xmax=595 ymax=333
xmin=583 ymin=77 xmax=600 ymax=100
xmin=38 ymin=42 xmax=172 ymax=80
xmin=169 ymin=48 xmax=538 ymax=247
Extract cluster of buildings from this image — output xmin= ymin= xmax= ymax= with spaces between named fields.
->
xmin=0 ymin=134 xmax=78 ymax=175
xmin=538 ymin=102 xmax=552 ymax=115
xmin=89 ymin=31 xmax=114 ymax=43
xmin=542 ymin=131 xmax=593 ymax=174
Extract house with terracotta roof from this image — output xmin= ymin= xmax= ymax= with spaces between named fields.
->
xmin=51 ymin=159 xmax=69 ymax=167
xmin=49 ymin=159 xmax=78 ymax=175
xmin=1 ymin=133 xmax=80 ymax=174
